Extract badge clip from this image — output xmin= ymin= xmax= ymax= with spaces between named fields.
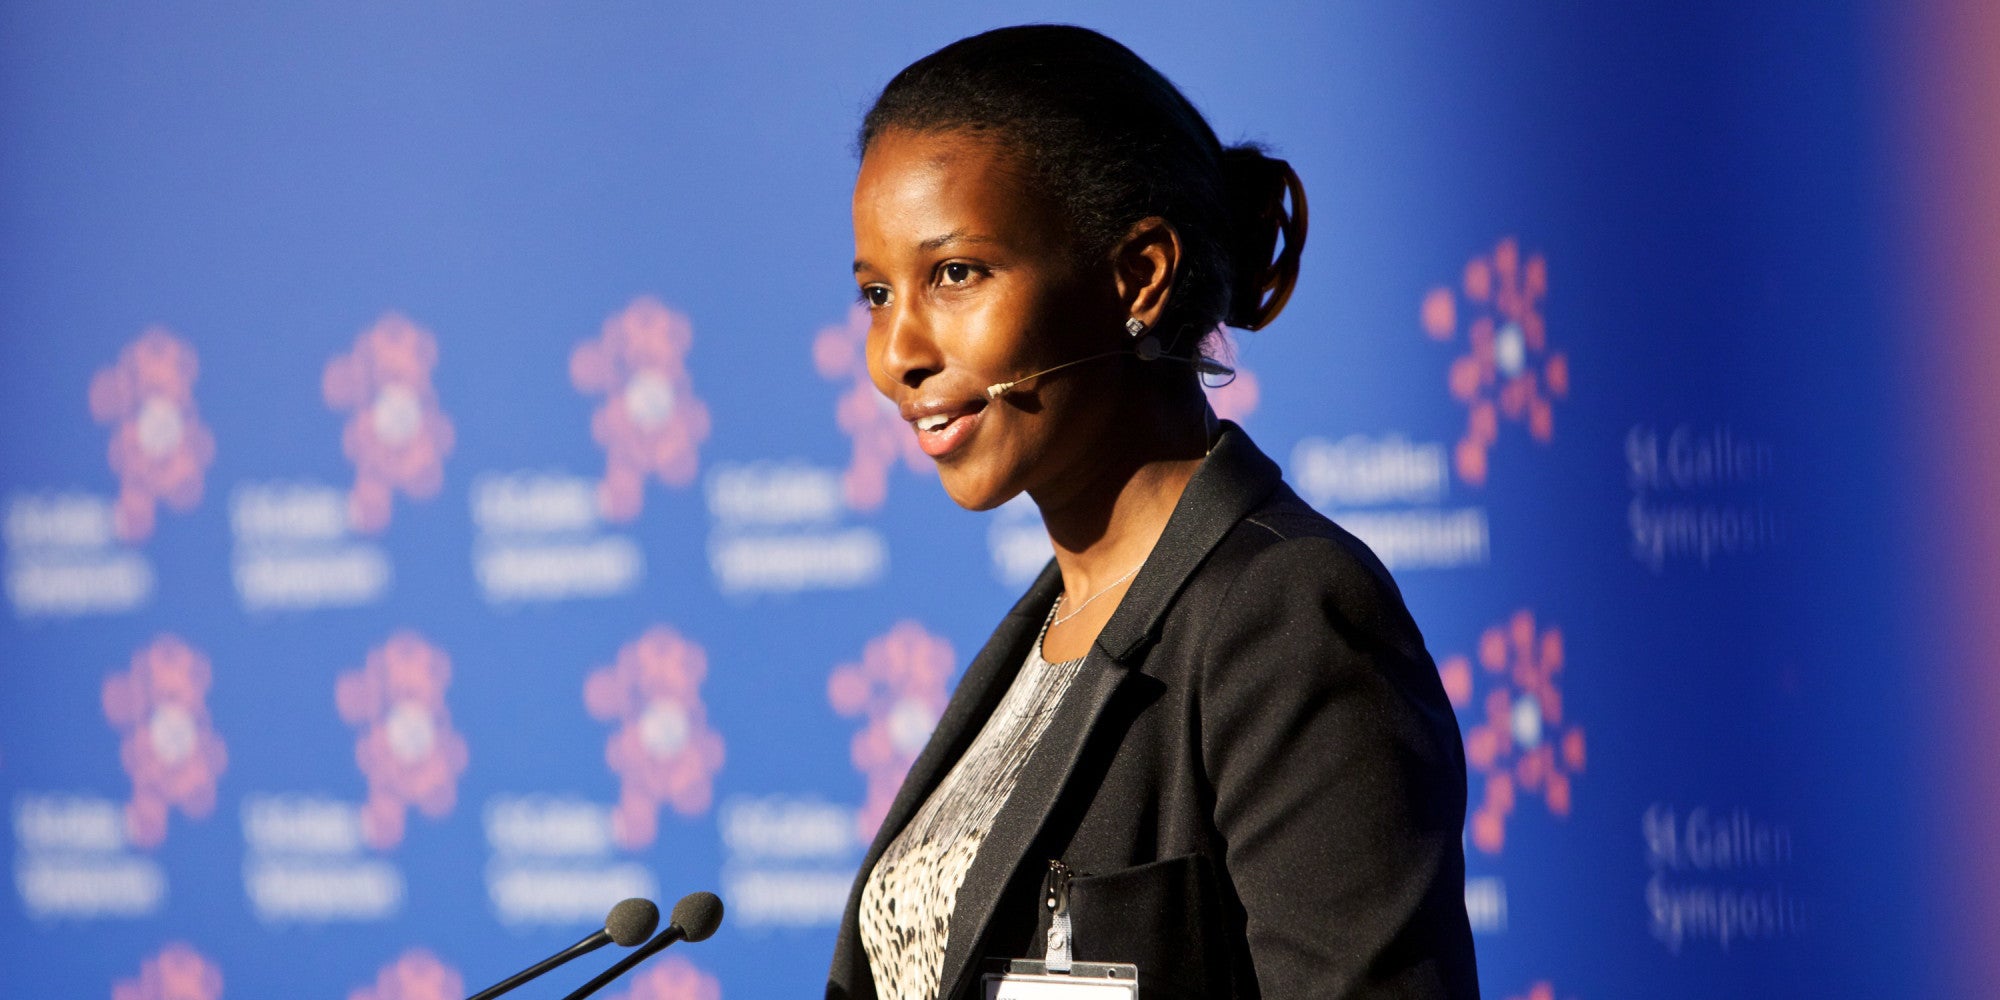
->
xmin=981 ymin=860 xmax=1138 ymax=999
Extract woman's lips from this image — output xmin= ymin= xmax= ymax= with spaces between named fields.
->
xmin=909 ymin=403 xmax=985 ymax=458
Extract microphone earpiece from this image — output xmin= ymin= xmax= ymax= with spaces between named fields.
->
xmin=1138 ymin=317 xmax=1236 ymax=380
xmin=1194 ymin=357 xmax=1235 ymax=379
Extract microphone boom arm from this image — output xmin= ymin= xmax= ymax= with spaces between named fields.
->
xmin=984 ymin=348 xmax=1234 ymax=401
xmin=985 ymin=351 xmax=1128 ymax=400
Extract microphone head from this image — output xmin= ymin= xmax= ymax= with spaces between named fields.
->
xmin=604 ymin=897 xmax=661 ymax=947
xmin=669 ymin=891 xmax=724 ymax=943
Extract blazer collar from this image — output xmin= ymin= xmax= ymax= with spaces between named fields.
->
xmin=1092 ymin=420 xmax=1285 ymax=662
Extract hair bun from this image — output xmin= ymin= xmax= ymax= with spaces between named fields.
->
xmin=1219 ymin=146 xmax=1307 ymax=330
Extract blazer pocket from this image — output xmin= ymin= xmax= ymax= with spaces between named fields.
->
xmin=1063 ymin=853 xmax=1226 ymax=1000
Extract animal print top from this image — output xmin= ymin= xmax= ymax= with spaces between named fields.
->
xmin=857 ymin=611 xmax=1084 ymax=1000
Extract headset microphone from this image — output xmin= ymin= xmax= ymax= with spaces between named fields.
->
xmin=984 ymin=351 xmax=1130 ymax=401
xmin=982 ymin=339 xmax=1236 ymax=401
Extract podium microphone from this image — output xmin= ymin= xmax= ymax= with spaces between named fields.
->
xmin=465 ymin=897 xmax=659 ymax=1000
xmin=560 ymin=891 xmax=725 ymax=1000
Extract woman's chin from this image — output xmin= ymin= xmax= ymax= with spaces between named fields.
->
xmin=936 ymin=466 xmax=1019 ymax=513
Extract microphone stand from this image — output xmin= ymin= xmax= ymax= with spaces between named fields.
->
xmin=558 ymin=925 xmax=687 ymax=1000
xmin=466 ymin=930 xmax=610 ymax=1000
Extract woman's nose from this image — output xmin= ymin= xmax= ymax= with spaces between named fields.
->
xmin=872 ymin=302 xmax=942 ymax=391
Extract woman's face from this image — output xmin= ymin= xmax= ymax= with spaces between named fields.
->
xmin=851 ymin=127 xmax=1129 ymax=512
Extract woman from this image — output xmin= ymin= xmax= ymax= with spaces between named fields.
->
xmin=828 ymin=25 xmax=1478 ymax=1000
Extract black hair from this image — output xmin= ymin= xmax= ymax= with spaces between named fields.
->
xmin=860 ymin=24 xmax=1305 ymax=354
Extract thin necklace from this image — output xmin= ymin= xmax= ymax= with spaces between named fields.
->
xmin=1050 ymin=564 xmax=1142 ymax=629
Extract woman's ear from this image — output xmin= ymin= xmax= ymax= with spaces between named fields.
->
xmin=1113 ymin=217 xmax=1181 ymax=329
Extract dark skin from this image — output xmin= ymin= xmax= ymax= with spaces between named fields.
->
xmin=852 ymin=127 xmax=1215 ymax=661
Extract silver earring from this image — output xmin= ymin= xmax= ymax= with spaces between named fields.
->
xmin=1124 ymin=317 xmax=1147 ymax=337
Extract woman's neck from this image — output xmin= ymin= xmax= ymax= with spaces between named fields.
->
xmin=1041 ymin=453 xmax=1200 ymax=590
xmin=1028 ymin=390 xmax=1216 ymax=656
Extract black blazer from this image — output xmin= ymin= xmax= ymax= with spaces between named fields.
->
xmin=826 ymin=424 xmax=1479 ymax=1000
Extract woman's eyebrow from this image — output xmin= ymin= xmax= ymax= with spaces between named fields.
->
xmin=918 ymin=230 xmax=996 ymax=253
xmin=854 ymin=231 xmax=1000 ymax=273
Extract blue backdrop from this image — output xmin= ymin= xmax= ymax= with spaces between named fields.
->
xmin=0 ymin=3 xmax=1959 ymax=998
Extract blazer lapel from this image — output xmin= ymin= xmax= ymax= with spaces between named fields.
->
xmin=933 ymin=423 xmax=1285 ymax=997
xmin=934 ymin=647 xmax=1128 ymax=997
xmin=1094 ymin=421 xmax=1284 ymax=664
xmin=872 ymin=565 xmax=1061 ymax=852
xmin=828 ymin=563 xmax=1062 ymax=997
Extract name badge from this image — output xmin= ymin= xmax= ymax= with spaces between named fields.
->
xmin=982 ymin=959 xmax=1139 ymax=1000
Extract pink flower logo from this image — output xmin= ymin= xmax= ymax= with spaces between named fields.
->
xmin=828 ymin=621 xmax=954 ymax=840
xmin=89 ymin=328 xmax=216 ymax=542
xmin=584 ymin=626 xmax=727 ymax=850
xmin=347 ymin=949 xmax=463 ymax=1000
xmin=323 ymin=313 xmax=456 ymax=534
xmin=604 ymin=957 xmax=722 ymax=1000
xmin=112 ymin=942 xmax=223 ymax=1000
xmin=570 ymin=297 xmax=713 ymax=522
xmin=1421 ymin=238 xmax=1568 ymax=486
xmin=1504 ymin=982 xmax=1572 ymax=1000
xmin=813 ymin=305 xmax=930 ymax=511
xmin=1437 ymin=610 xmax=1586 ymax=855
xmin=102 ymin=636 xmax=228 ymax=850
xmin=336 ymin=632 xmax=470 ymax=850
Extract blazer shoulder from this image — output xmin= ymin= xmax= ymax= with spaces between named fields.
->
xmin=1216 ymin=484 xmax=1404 ymax=600
xmin=1189 ymin=484 xmax=1429 ymax=664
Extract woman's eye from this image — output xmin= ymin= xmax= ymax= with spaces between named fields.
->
xmin=941 ymin=262 xmax=973 ymax=284
xmin=859 ymin=285 xmax=892 ymax=308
